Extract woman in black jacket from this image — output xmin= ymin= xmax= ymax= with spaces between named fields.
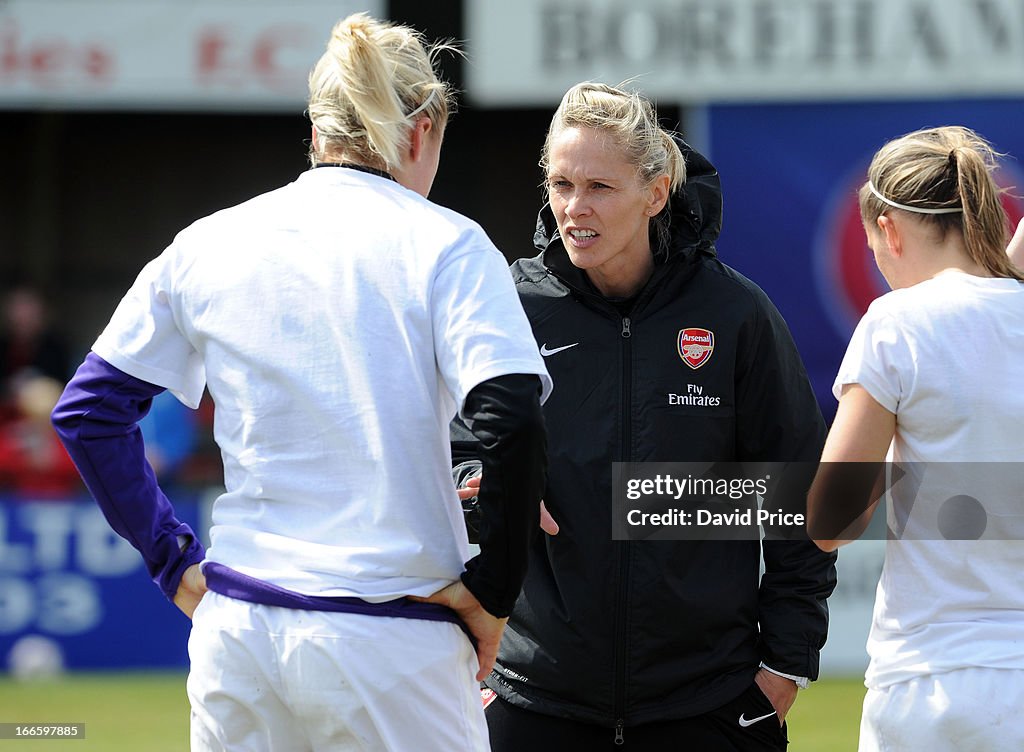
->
xmin=455 ymin=81 xmax=837 ymax=751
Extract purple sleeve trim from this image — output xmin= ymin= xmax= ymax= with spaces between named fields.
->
xmin=51 ymin=352 xmax=206 ymax=602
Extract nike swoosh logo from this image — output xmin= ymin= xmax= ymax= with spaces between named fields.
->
xmin=540 ymin=342 xmax=579 ymax=357
xmin=738 ymin=710 xmax=777 ymax=728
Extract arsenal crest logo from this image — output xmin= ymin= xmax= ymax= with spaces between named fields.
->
xmin=677 ymin=328 xmax=714 ymax=369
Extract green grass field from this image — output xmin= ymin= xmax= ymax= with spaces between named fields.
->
xmin=0 ymin=671 xmax=866 ymax=750
xmin=786 ymin=676 xmax=865 ymax=751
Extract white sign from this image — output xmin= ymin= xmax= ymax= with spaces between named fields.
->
xmin=0 ymin=503 xmax=139 ymax=636
xmin=467 ymin=0 xmax=1024 ymax=105
xmin=0 ymin=1 xmax=382 ymax=110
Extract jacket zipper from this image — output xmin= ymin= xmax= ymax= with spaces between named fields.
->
xmin=612 ymin=315 xmax=633 ymax=745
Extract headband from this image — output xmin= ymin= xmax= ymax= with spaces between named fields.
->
xmin=406 ymin=88 xmax=438 ymax=119
xmin=868 ymin=182 xmax=963 ymax=215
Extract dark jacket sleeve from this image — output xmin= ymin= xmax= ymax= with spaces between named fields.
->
xmin=736 ymin=291 xmax=838 ymax=681
xmin=51 ymin=352 xmax=205 ymax=602
xmin=453 ymin=373 xmax=546 ymax=618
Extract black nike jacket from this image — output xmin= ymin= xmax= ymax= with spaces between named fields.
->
xmin=453 ymin=139 xmax=837 ymax=729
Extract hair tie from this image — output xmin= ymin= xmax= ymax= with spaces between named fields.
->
xmin=868 ymin=181 xmax=963 ymax=215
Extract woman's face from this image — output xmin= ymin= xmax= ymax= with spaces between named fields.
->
xmin=546 ymin=127 xmax=667 ymax=292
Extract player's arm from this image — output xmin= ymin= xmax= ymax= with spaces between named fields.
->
xmin=51 ymin=352 xmax=206 ymax=614
xmin=806 ymin=383 xmax=895 ymax=551
xmin=452 ymin=416 xmax=557 ymax=541
xmin=418 ymin=373 xmax=546 ymax=679
xmin=455 ymin=373 xmax=546 ymax=617
xmin=1008 ymin=217 xmax=1024 ymax=268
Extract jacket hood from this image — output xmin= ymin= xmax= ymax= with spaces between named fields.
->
xmin=532 ymin=135 xmax=722 ymax=264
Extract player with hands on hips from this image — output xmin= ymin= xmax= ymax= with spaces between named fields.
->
xmin=52 ymin=12 xmax=549 ymax=752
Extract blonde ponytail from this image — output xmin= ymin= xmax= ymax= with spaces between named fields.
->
xmin=307 ymin=13 xmax=456 ymax=171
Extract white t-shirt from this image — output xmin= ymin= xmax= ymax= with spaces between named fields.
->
xmin=834 ymin=271 xmax=1024 ymax=688
xmin=93 ymin=167 xmax=551 ymax=601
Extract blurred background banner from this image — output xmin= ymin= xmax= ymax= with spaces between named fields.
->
xmin=0 ymin=494 xmax=210 ymax=670
xmin=707 ymin=99 xmax=1024 ymax=412
xmin=0 ymin=0 xmax=380 ymax=111
xmin=466 ymin=0 xmax=1024 ymax=105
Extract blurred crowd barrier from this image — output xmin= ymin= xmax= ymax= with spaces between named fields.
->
xmin=0 ymin=492 xmax=217 ymax=674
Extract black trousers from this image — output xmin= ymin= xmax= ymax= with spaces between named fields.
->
xmin=485 ymin=680 xmax=788 ymax=752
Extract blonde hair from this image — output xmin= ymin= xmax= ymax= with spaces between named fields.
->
xmin=860 ymin=126 xmax=1023 ymax=281
xmin=307 ymin=12 xmax=457 ymax=170
xmin=541 ymin=82 xmax=686 ymax=251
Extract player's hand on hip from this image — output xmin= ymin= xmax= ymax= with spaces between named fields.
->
xmin=754 ymin=668 xmax=799 ymax=725
xmin=173 ymin=563 xmax=208 ymax=619
xmin=409 ymin=580 xmax=507 ymax=681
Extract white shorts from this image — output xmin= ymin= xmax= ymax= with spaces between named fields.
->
xmin=186 ymin=592 xmax=489 ymax=752
xmin=859 ymin=667 xmax=1024 ymax=752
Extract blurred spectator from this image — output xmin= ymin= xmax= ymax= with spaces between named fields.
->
xmin=0 ymin=287 xmax=72 ymax=423
xmin=0 ymin=374 xmax=81 ymax=498
xmin=139 ymin=391 xmax=198 ymax=485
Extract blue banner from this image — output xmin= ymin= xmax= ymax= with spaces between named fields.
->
xmin=0 ymin=493 xmax=211 ymax=670
xmin=707 ymin=99 xmax=1024 ymax=419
